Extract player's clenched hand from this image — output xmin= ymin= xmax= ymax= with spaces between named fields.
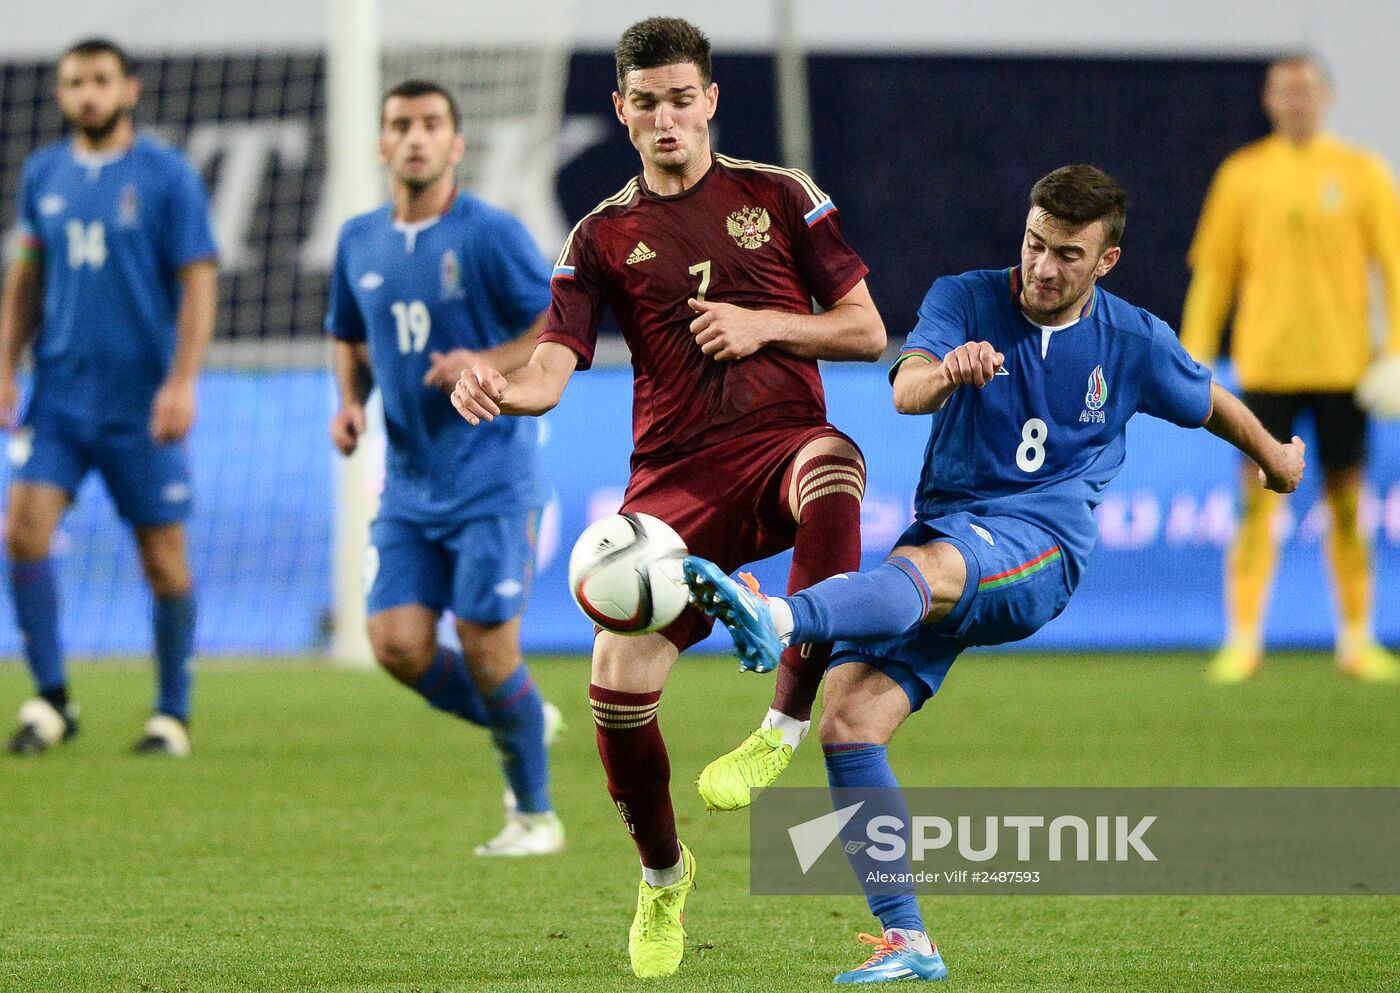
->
xmin=452 ymin=363 xmax=507 ymax=425
xmin=1260 ymin=435 xmax=1306 ymax=494
xmin=939 ymin=341 xmax=1004 ymax=388
xmin=423 ymin=348 xmax=479 ymax=391
xmin=0 ymin=375 xmax=20 ymax=431
xmin=150 ymin=378 xmax=196 ymax=443
xmin=330 ymin=403 xmax=367 ymax=456
xmin=687 ymin=298 xmax=770 ymax=361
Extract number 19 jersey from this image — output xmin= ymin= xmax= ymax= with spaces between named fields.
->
xmin=540 ymin=155 xmax=869 ymax=467
xmin=326 ymin=192 xmax=552 ymax=523
xmin=891 ymin=267 xmax=1213 ymax=588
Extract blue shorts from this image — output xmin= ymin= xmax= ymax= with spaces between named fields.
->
xmin=365 ymin=508 xmax=539 ymax=626
xmin=10 ymin=403 xmax=191 ymax=527
xmin=830 ymin=511 xmax=1073 ymax=712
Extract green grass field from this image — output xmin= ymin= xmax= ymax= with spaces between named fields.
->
xmin=2 ymin=652 xmax=1398 ymax=992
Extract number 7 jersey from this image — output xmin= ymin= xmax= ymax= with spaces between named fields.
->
xmin=891 ymin=267 xmax=1214 ymax=589
xmin=540 ymin=155 xmax=869 ymax=465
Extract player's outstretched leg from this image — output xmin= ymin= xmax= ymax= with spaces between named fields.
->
xmin=697 ymin=444 xmax=867 ymax=812
xmin=684 ymin=553 xmax=937 ymax=672
xmin=823 ymin=664 xmax=947 ymax=985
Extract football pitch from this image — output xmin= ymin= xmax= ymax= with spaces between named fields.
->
xmin=2 ymin=652 xmax=1397 ymax=992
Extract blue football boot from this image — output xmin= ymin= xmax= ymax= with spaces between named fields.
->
xmin=682 ymin=556 xmax=781 ymax=674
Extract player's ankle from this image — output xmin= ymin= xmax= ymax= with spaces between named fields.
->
xmin=767 ymin=596 xmax=794 ymax=644
xmin=762 ymin=708 xmax=809 ymax=748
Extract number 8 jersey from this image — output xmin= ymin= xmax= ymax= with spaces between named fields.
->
xmin=892 ymin=267 xmax=1213 ymax=589
xmin=540 ymin=155 xmax=869 ymax=467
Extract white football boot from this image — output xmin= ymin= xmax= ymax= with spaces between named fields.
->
xmin=133 ymin=713 xmax=192 ymax=757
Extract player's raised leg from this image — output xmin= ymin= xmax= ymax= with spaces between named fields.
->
xmin=132 ymin=522 xmax=196 ymax=756
xmin=698 ymin=432 xmax=867 ymax=811
xmin=686 ymin=540 xmax=965 ymax=668
xmin=820 ymin=662 xmax=948 ymax=984
xmin=458 ymin=616 xmax=564 ymax=856
xmin=5 ymin=481 xmax=78 ymax=755
xmin=590 ymin=631 xmax=696 ymax=978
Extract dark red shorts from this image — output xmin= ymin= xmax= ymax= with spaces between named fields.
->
xmin=620 ymin=422 xmax=856 ymax=650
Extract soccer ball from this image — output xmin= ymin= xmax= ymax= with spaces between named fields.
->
xmin=568 ymin=513 xmax=690 ymax=634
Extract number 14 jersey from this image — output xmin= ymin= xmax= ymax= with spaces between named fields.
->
xmin=540 ymin=155 xmax=869 ymax=466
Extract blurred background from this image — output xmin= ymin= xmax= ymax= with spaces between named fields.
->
xmin=0 ymin=0 xmax=1396 ymax=660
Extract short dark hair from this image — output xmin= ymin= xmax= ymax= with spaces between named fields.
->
xmin=61 ymin=38 xmax=134 ymax=77
xmin=1029 ymin=164 xmax=1128 ymax=249
xmin=381 ymin=80 xmax=460 ymax=131
xmin=615 ymin=17 xmax=712 ymax=89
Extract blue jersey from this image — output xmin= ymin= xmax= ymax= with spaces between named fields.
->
xmin=15 ymin=135 xmax=217 ymax=424
xmin=326 ymin=192 xmax=552 ymax=523
xmin=893 ymin=267 xmax=1213 ymax=587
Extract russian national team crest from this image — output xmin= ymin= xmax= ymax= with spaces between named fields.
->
xmin=117 ymin=183 xmax=139 ymax=228
xmin=727 ymin=205 xmax=771 ymax=249
xmin=440 ymin=249 xmax=465 ymax=301
xmin=1080 ymin=365 xmax=1108 ymax=423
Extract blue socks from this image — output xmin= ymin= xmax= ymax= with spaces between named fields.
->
xmin=10 ymin=558 xmax=65 ymax=696
xmin=789 ymin=557 xmax=931 ymax=645
xmin=412 ymin=650 xmax=553 ymax=813
xmin=153 ymin=592 xmax=197 ymax=721
xmin=413 ymin=647 xmax=490 ymax=727
xmin=485 ymin=665 xmax=552 ymax=814
xmin=823 ymin=742 xmax=925 ymax=933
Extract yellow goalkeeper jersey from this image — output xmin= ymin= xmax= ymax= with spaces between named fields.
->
xmin=1181 ymin=133 xmax=1400 ymax=392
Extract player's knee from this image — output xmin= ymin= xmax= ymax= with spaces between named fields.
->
xmin=818 ymin=702 xmax=871 ymax=746
xmin=368 ymin=628 xmax=435 ymax=684
xmin=4 ymin=509 xmax=51 ymax=561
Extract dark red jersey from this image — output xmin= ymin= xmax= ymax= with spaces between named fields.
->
xmin=539 ymin=155 xmax=869 ymax=466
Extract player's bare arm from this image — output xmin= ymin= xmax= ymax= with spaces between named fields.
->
xmin=1204 ymin=382 xmax=1305 ymax=493
xmin=329 ymin=340 xmax=372 ymax=456
xmin=892 ymin=341 xmax=1005 ymax=415
xmin=0 ymin=257 xmax=42 ymax=430
xmin=686 ymin=279 xmax=885 ymax=363
xmin=452 ymin=339 xmax=577 ymax=425
xmin=150 ymin=259 xmax=217 ymax=443
xmin=422 ymin=310 xmax=547 ymax=391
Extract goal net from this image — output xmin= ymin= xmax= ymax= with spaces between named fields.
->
xmin=0 ymin=1 xmax=576 ymax=661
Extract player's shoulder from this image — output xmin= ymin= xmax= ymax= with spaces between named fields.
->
xmin=930 ymin=267 xmax=1007 ymax=301
xmin=574 ymin=176 xmax=644 ymax=232
xmin=20 ymin=141 xmax=70 ymax=179
xmin=339 ymin=203 xmax=392 ymax=241
xmin=129 ymin=134 xmax=199 ymax=175
xmin=713 ymin=153 xmax=832 ymax=212
xmin=447 ymin=189 xmax=528 ymax=233
xmin=555 ymin=176 xmax=643 ymax=264
xmin=1091 ymin=285 xmax=1164 ymax=344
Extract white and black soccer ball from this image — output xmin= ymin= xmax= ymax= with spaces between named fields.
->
xmin=568 ymin=513 xmax=690 ymax=634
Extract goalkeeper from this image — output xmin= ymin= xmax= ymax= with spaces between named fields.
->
xmin=1182 ymin=53 xmax=1400 ymax=682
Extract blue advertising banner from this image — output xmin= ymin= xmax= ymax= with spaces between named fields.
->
xmin=1 ymin=367 xmax=1396 ymax=657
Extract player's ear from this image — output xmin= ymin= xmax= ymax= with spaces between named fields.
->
xmin=612 ymin=90 xmax=627 ymax=126
xmin=449 ymin=131 xmax=465 ymax=167
xmin=1095 ymin=245 xmax=1121 ymax=278
xmin=705 ymin=82 xmax=719 ymax=120
xmin=124 ymin=75 xmax=142 ymax=110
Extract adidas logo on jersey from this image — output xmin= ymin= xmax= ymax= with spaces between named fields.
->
xmin=625 ymin=242 xmax=656 ymax=265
